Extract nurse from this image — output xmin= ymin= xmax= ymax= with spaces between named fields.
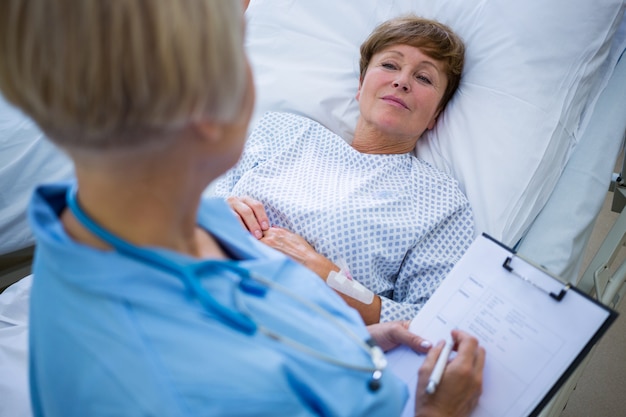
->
xmin=0 ymin=1 xmax=484 ymax=416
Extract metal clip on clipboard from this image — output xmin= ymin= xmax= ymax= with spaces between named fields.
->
xmin=502 ymin=256 xmax=571 ymax=301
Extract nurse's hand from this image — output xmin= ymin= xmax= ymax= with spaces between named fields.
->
xmin=226 ymin=196 xmax=270 ymax=239
xmin=366 ymin=321 xmax=432 ymax=354
xmin=414 ymin=330 xmax=485 ymax=417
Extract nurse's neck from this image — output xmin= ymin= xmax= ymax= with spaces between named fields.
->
xmin=60 ymin=139 xmax=228 ymax=260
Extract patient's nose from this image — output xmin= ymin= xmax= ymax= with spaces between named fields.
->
xmin=393 ymin=79 xmax=410 ymax=92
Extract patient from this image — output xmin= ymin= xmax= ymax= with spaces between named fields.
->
xmin=212 ymin=16 xmax=475 ymax=324
xmin=0 ymin=1 xmax=484 ymax=416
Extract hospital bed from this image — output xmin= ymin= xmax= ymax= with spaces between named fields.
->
xmin=1 ymin=0 xmax=625 ymax=416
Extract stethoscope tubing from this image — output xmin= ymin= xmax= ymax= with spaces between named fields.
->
xmin=65 ymin=185 xmax=386 ymax=386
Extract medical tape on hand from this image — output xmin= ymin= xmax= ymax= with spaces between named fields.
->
xmin=326 ymin=270 xmax=374 ymax=304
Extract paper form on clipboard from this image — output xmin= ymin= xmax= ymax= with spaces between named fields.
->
xmin=386 ymin=233 xmax=617 ymax=417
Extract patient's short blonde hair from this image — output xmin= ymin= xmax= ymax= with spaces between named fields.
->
xmin=359 ymin=15 xmax=465 ymax=111
xmin=0 ymin=0 xmax=247 ymax=149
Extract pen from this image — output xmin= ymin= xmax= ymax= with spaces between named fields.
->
xmin=425 ymin=336 xmax=454 ymax=394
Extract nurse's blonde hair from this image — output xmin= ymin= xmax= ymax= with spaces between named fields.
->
xmin=0 ymin=0 xmax=247 ymax=149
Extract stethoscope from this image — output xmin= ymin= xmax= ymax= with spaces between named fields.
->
xmin=66 ymin=186 xmax=387 ymax=391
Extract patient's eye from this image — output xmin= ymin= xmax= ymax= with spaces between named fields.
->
xmin=381 ymin=62 xmax=398 ymax=70
xmin=416 ymin=74 xmax=432 ymax=84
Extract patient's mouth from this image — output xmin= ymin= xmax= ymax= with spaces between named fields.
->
xmin=382 ymin=95 xmax=409 ymax=110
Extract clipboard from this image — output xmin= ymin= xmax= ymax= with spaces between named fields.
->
xmin=386 ymin=233 xmax=618 ymax=417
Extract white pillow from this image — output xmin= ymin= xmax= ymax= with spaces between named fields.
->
xmin=245 ymin=0 xmax=625 ymax=245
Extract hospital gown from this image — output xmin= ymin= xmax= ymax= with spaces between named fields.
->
xmin=212 ymin=112 xmax=475 ymax=321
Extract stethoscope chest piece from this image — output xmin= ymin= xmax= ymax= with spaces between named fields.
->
xmin=368 ymin=369 xmax=383 ymax=391
xmin=366 ymin=339 xmax=386 ymax=392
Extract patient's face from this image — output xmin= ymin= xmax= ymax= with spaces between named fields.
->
xmin=356 ymin=44 xmax=447 ymax=142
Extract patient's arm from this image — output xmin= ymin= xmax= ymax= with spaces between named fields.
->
xmin=261 ymin=226 xmax=382 ymax=325
xmin=226 ymin=196 xmax=333 ymax=273
xmin=227 ymin=196 xmax=383 ymax=324
xmin=379 ymin=200 xmax=475 ymax=322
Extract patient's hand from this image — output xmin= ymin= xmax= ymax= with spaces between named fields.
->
xmin=226 ymin=196 xmax=270 ymax=239
xmin=261 ymin=227 xmax=339 ymax=279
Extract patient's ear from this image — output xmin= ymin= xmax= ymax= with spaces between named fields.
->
xmin=427 ymin=109 xmax=443 ymax=130
xmin=356 ymin=77 xmax=363 ymax=101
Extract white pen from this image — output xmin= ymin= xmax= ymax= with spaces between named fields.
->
xmin=425 ymin=336 xmax=454 ymax=394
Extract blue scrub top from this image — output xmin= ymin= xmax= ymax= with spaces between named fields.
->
xmin=27 ymin=183 xmax=408 ymax=416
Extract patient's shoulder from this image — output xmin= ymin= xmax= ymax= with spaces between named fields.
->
xmin=256 ymin=111 xmax=335 ymax=135
xmin=251 ymin=111 xmax=342 ymax=149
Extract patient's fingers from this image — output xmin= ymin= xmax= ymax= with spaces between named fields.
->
xmin=226 ymin=196 xmax=270 ymax=239
xmin=260 ymin=227 xmax=313 ymax=264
